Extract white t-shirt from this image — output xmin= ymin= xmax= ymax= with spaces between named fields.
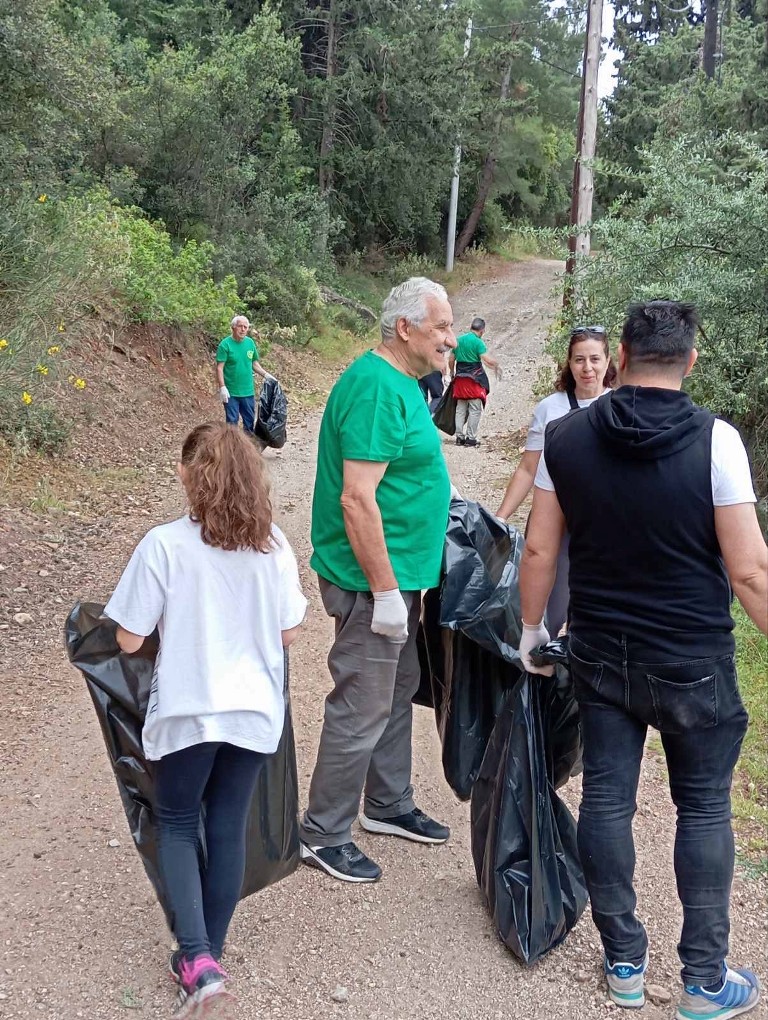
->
xmin=535 ymin=417 xmax=757 ymax=506
xmin=105 ymin=516 xmax=307 ymax=761
xmin=525 ymin=390 xmax=610 ymax=452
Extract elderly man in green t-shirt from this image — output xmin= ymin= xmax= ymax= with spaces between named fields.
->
xmin=299 ymin=277 xmax=457 ymax=883
xmin=215 ymin=315 xmax=275 ymax=432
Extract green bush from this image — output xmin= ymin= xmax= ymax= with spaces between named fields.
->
xmin=0 ymin=403 xmax=72 ymax=454
xmin=117 ymin=210 xmax=244 ymax=333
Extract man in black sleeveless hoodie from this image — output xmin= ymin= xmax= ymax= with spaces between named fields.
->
xmin=518 ymin=301 xmax=767 ymax=1019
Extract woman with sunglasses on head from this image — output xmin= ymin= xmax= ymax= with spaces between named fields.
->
xmin=497 ymin=325 xmax=616 ymax=636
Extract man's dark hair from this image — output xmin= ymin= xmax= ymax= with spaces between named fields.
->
xmin=470 ymin=317 xmax=486 ymax=332
xmin=621 ymin=300 xmax=699 ymax=369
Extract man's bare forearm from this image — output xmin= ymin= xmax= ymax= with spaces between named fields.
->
xmin=733 ymin=573 xmax=768 ymax=636
xmin=215 ymin=364 xmax=224 ymax=387
xmin=519 ymin=546 xmax=558 ymax=625
xmin=341 ymin=491 xmax=397 ymax=592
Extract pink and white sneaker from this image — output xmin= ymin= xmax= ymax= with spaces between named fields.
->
xmin=174 ymin=953 xmax=234 ymax=1018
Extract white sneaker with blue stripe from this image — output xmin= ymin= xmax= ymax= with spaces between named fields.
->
xmin=605 ymin=951 xmax=648 ymax=1008
xmin=676 ymin=964 xmax=760 ymax=1020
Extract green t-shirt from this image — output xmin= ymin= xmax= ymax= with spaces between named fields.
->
xmin=216 ymin=335 xmax=260 ymax=397
xmin=454 ymin=331 xmax=487 ymax=363
xmin=311 ymin=350 xmax=451 ymax=592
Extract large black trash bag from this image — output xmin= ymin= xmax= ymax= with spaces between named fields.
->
xmin=470 ymin=645 xmax=586 ymax=966
xmin=254 ymin=378 xmax=288 ymax=449
xmin=417 ymin=497 xmax=525 ymax=800
xmin=65 ymin=602 xmax=299 ymax=920
xmin=431 ymin=380 xmax=457 ymax=435
xmin=440 ymin=497 xmax=525 ymax=664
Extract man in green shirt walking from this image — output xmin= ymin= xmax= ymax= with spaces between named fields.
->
xmin=450 ymin=317 xmax=501 ymax=446
xmin=299 ymin=277 xmax=456 ymax=883
xmin=215 ymin=315 xmax=276 ymax=432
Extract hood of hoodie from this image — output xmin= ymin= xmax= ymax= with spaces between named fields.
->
xmin=587 ymin=386 xmax=713 ymax=460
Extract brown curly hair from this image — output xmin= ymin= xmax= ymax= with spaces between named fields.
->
xmin=555 ymin=330 xmax=617 ymax=393
xmin=181 ymin=423 xmax=274 ymax=553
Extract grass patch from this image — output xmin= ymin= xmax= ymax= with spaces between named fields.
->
xmin=733 ymin=603 xmax=767 ymax=836
xmin=89 ymin=466 xmax=143 ymax=490
xmin=309 ymin=316 xmax=372 ymax=365
xmin=29 ymin=476 xmax=68 ymax=514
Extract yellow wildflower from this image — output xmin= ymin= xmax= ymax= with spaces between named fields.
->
xmin=57 ymin=322 xmax=65 ymax=332
xmin=47 ymin=345 xmax=60 ymax=355
xmin=37 ymin=194 xmax=47 ymax=203
xmin=74 ymin=377 xmax=86 ymax=390
xmin=0 ymin=339 xmax=7 ymax=350
xmin=35 ymin=363 xmax=49 ymax=376
xmin=22 ymin=391 xmax=33 ymax=405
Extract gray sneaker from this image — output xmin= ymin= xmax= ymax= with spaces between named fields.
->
xmin=676 ymin=964 xmax=760 ymax=1020
xmin=605 ymin=951 xmax=648 ymax=1008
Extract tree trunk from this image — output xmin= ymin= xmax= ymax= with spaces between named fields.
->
xmin=454 ymin=58 xmax=513 ymax=260
xmin=318 ymin=0 xmax=338 ymax=197
xmin=703 ymin=0 xmax=719 ymax=78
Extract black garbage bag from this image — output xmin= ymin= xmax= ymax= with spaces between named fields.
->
xmin=432 ymin=380 xmax=457 ymax=435
xmin=530 ymin=637 xmax=583 ymax=789
xmin=254 ymin=377 xmax=288 ymax=449
xmin=440 ymin=497 xmax=525 ymax=664
xmin=470 ymin=645 xmax=586 ymax=966
xmin=413 ymin=585 xmax=440 ymax=709
xmin=417 ymin=497 xmax=525 ymax=800
xmin=65 ymin=602 xmax=299 ymax=920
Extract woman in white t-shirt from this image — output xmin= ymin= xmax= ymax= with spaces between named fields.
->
xmin=105 ymin=422 xmax=307 ymax=1018
xmin=497 ymin=326 xmax=616 ymax=636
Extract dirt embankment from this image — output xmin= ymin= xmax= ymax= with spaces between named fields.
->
xmin=1 ymin=260 xmax=765 ymax=1020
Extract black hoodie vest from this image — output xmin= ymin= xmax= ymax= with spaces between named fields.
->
xmin=544 ymin=387 xmax=733 ymax=650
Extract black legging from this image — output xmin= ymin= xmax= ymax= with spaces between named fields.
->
xmin=154 ymin=741 xmax=267 ymax=959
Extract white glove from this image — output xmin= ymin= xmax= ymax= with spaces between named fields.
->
xmin=371 ymin=589 xmax=409 ymax=640
xmin=519 ymin=620 xmax=554 ymax=676
xmin=264 ymin=372 xmax=276 ymax=382
xmin=494 ymin=365 xmax=504 ymax=382
xmin=219 ymin=385 xmax=230 ymax=403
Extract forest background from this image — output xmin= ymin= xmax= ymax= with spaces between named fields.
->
xmin=0 ymin=0 xmax=766 ymax=476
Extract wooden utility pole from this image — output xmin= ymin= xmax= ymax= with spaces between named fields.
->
xmin=563 ymin=0 xmax=603 ymax=308
xmin=319 ymin=0 xmax=339 ymax=199
xmin=445 ymin=18 xmax=473 ymax=273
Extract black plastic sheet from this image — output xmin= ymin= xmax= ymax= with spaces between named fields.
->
xmin=470 ymin=644 xmax=586 ymax=966
xmin=65 ymin=602 xmax=299 ymax=920
xmin=432 ymin=380 xmax=457 ymax=435
xmin=254 ymin=377 xmax=288 ymax=449
xmin=417 ymin=497 xmax=525 ymax=799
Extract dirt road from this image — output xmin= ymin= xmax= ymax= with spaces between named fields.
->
xmin=1 ymin=259 xmax=765 ymax=1020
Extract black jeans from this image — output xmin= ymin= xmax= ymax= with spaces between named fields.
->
xmin=569 ymin=629 xmax=748 ymax=986
xmin=155 ymin=741 xmax=267 ymax=959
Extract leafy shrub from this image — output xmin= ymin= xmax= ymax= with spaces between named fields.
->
xmin=116 ymin=211 xmax=244 ymax=333
xmin=0 ymin=403 xmax=72 ymax=454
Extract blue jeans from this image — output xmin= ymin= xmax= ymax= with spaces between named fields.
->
xmin=224 ymin=394 xmax=255 ymax=431
xmin=155 ymin=742 xmax=267 ymax=959
xmin=569 ymin=629 xmax=748 ymax=985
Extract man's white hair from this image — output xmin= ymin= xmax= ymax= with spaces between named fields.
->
xmin=231 ymin=314 xmax=250 ymax=329
xmin=380 ymin=277 xmax=448 ymax=343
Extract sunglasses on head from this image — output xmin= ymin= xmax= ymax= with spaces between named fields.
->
xmin=570 ymin=324 xmax=606 ymax=337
